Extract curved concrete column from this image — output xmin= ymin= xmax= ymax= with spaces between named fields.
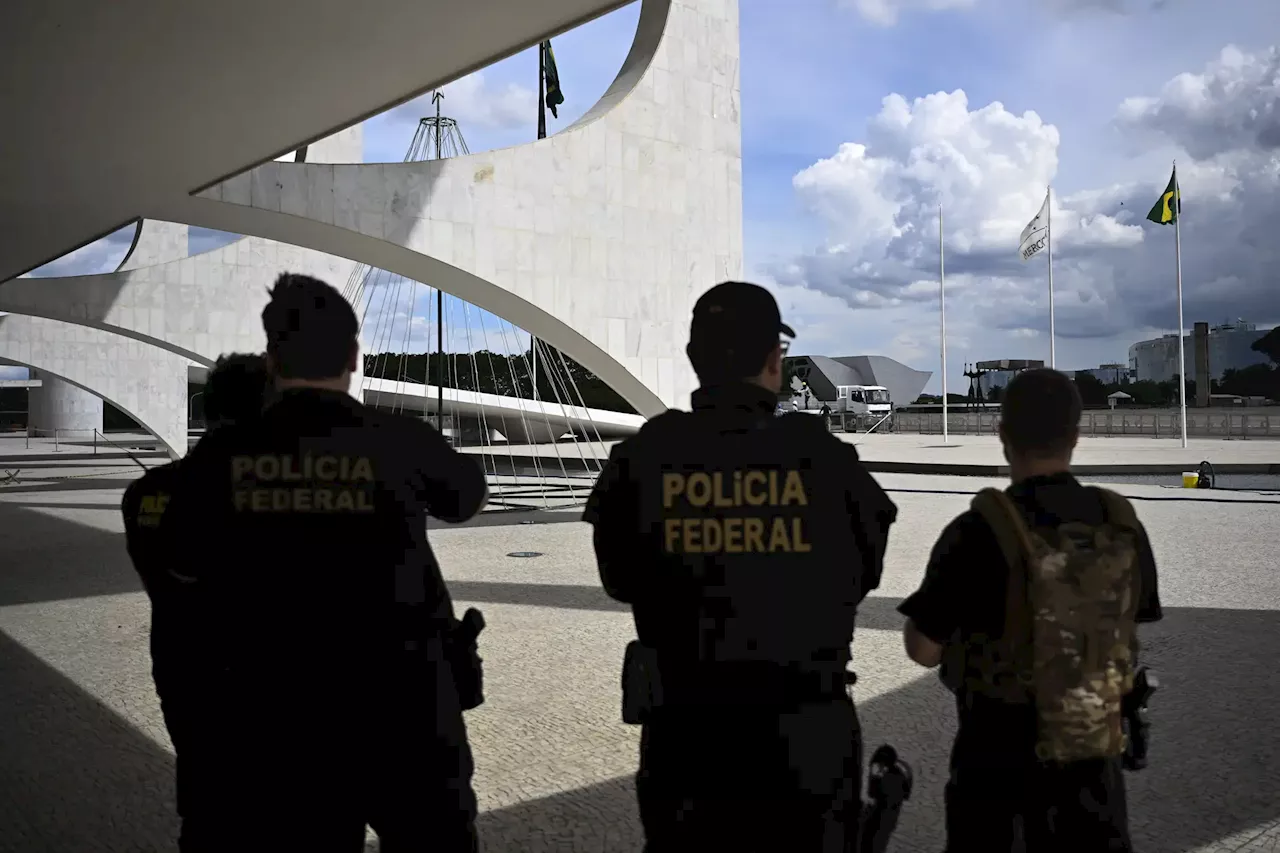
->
xmin=0 ymin=315 xmax=189 ymax=458
xmin=161 ymin=0 xmax=743 ymax=414
xmin=27 ymin=369 xmax=104 ymax=437
xmin=0 ymin=127 xmax=370 ymax=402
xmin=116 ymin=127 xmax=365 ymax=272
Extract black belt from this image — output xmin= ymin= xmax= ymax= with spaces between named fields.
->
xmin=660 ymin=662 xmax=851 ymax=707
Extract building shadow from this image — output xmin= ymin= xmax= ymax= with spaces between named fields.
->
xmin=0 ymin=503 xmax=1277 ymax=851
xmin=0 ymin=501 xmax=144 ymax=607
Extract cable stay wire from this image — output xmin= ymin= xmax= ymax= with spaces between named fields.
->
xmin=344 ymin=96 xmax=613 ymax=512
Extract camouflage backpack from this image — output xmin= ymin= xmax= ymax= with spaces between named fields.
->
xmin=966 ymin=486 xmax=1142 ymax=765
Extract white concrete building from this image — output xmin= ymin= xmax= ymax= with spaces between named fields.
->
xmin=0 ymin=0 xmax=743 ymax=458
xmin=1128 ymin=321 xmax=1273 ymax=384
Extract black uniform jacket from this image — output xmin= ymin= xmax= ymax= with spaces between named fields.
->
xmin=122 ymin=459 xmax=201 ymax=704
xmin=583 ymin=382 xmax=898 ymax=698
xmin=159 ymin=388 xmax=488 ymax=717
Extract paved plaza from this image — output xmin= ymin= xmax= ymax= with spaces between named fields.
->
xmin=1 ymin=450 xmax=1279 ymax=851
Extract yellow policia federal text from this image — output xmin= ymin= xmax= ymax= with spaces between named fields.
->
xmin=136 ymin=493 xmax=169 ymax=527
xmin=660 ymin=470 xmax=811 ymax=555
xmin=231 ymin=454 xmax=376 ymax=514
xmin=661 ymin=470 xmax=808 ymax=509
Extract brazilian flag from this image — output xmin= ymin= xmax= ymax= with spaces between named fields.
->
xmin=542 ymin=40 xmax=565 ymax=119
xmin=1146 ymin=168 xmax=1181 ymax=225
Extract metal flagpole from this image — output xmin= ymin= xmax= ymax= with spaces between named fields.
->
xmin=940 ymin=204 xmax=948 ymax=444
xmin=435 ymin=92 xmax=445 ymax=435
xmin=533 ymin=44 xmax=545 ymax=401
xmin=1047 ymin=184 xmax=1056 ymax=369
xmin=1173 ymin=161 xmax=1187 ymax=448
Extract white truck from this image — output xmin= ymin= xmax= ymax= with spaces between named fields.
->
xmin=786 ymin=382 xmax=892 ymax=417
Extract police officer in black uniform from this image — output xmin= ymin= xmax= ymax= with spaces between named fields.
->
xmin=122 ymin=352 xmax=271 ymax=852
xmin=583 ymin=281 xmax=899 ymax=852
xmin=160 ymin=274 xmax=489 ymax=852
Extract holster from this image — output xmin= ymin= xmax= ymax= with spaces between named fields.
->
xmin=621 ymin=640 xmax=664 ymax=725
xmin=446 ymin=607 xmax=486 ymax=711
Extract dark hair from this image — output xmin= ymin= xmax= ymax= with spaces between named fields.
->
xmin=687 ymin=339 xmax=776 ymax=386
xmin=1000 ymin=368 xmax=1082 ymax=457
xmin=260 ymin=273 xmax=358 ymax=380
xmin=204 ymin=353 xmax=270 ymax=428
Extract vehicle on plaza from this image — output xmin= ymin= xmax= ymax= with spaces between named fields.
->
xmin=834 ymin=384 xmax=891 ymax=416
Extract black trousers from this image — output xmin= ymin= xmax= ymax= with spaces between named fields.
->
xmin=636 ymin=697 xmax=862 ymax=853
xmin=172 ymin=651 xmax=478 ymax=853
xmin=945 ymin=755 xmax=1133 ymax=853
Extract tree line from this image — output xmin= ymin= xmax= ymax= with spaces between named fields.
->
xmin=363 ymin=348 xmax=637 ymax=414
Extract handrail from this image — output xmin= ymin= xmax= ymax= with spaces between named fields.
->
xmin=863 ymin=411 xmax=1280 ymax=439
xmin=93 ymin=429 xmax=150 ymax=472
xmin=864 ymin=411 xmax=894 ymax=435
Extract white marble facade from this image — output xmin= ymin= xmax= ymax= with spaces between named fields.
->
xmin=177 ymin=0 xmax=743 ymax=415
xmin=0 ymin=315 xmax=190 ymax=456
xmin=0 ymin=0 xmax=743 ymax=451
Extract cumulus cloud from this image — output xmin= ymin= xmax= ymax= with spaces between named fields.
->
xmin=1117 ymin=45 xmax=1280 ymax=159
xmin=840 ymin=0 xmax=975 ymax=27
xmin=773 ymin=44 xmax=1280 ymax=362
xmin=390 ymin=72 xmax=536 ymax=131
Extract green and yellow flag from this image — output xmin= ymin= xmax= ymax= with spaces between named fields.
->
xmin=1146 ymin=168 xmax=1181 ymax=225
xmin=542 ymin=40 xmax=564 ymax=119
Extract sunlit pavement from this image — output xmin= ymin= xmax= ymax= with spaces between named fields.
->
xmin=0 ymin=462 xmax=1277 ymax=851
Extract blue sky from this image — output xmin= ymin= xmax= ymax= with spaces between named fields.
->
xmin=14 ymin=0 xmax=1280 ymax=394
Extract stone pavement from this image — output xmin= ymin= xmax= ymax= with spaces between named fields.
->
xmin=0 ymin=467 xmax=1277 ymax=851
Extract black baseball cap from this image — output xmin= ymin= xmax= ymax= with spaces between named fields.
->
xmin=687 ymin=281 xmax=795 ymax=381
xmin=690 ymin=281 xmax=795 ymax=348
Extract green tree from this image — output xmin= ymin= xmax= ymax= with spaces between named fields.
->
xmin=1073 ymin=372 xmax=1108 ymax=407
xmin=363 ymin=347 xmax=638 ymax=414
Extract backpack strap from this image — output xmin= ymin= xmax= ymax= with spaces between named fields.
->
xmin=1091 ymin=487 xmax=1145 ymax=656
xmin=1092 ymin=487 xmax=1139 ymax=531
xmin=969 ymin=489 xmax=1035 ymax=658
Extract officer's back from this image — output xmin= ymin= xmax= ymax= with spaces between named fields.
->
xmin=624 ymin=391 xmax=886 ymax=688
xmin=585 ymin=282 xmax=897 ymax=851
xmin=169 ymin=279 xmax=486 ymax=699
xmin=160 ymin=276 xmax=487 ymax=850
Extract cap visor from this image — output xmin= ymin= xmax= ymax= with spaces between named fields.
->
xmin=780 ymin=322 xmax=796 ymax=338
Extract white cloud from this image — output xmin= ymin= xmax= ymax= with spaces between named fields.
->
xmin=841 ymin=0 xmax=975 ymax=26
xmin=391 ymin=72 xmax=536 ymax=132
xmin=772 ymin=44 xmax=1280 ymax=388
xmin=1116 ymin=45 xmax=1280 ymax=159
xmin=780 ymin=89 xmax=1139 ymax=322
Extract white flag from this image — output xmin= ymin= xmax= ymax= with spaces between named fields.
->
xmin=1018 ymin=191 xmax=1051 ymax=262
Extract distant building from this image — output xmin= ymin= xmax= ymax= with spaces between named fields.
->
xmin=785 ymin=354 xmax=931 ymax=411
xmin=1072 ymin=363 xmax=1134 ymax=385
xmin=1128 ymin=320 xmax=1273 ymax=383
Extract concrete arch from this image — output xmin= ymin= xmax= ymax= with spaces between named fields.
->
xmin=0 ymin=314 xmax=188 ymax=458
xmin=161 ymin=194 xmax=667 ymax=417
xmin=161 ymin=0 xmax=743 ymax=414
xmin=116 ymin=127 xmax=365 ymax=274
xmin=0 ymin=130 xmax=368 ymax=399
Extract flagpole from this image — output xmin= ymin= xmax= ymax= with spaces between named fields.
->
xmin=1173 ymin=161 xmax=1187 ymax=448
xmin=940 ymin=204 xmax=948 ymax=444
xmin=1047 ymin=184 xmax=1056 ymax=369
xmin=537 ymin=42 xmax=547 ymax=142
xmin=534 ymin=44 xmax=545 ymax=401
